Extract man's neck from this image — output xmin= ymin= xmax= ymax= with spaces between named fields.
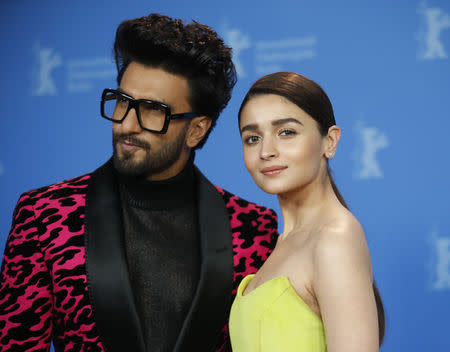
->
xmin=118 ymin=153 xmax=196 ymax=209
xmin=146 ymin=147 xmax=191 ymax=181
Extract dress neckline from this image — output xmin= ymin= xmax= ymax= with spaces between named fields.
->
xmin=237 ymin=274 xmax=323 ymax=321
xmin=239 ymin=274 xmax=288 ymax=297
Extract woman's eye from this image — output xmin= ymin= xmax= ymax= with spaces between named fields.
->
xmin=244 ymin=135 xmax=260 ymax=145
xmin=279 ymin=129 xmax=296 ymax=136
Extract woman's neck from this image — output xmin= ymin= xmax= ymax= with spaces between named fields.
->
xmin=278 ymin=174 xmax=341 ymax=238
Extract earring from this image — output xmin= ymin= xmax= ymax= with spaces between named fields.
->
xmin=327 ymin=152 xmax=333 ymax=157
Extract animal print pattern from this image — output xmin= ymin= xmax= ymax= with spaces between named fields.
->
xmin=215 ymin=186 xmax=278 ymax=293
xmin=0 ymin=176 xmax=277 ymax=351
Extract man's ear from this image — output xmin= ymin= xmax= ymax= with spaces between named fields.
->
xmin=186 ymin=116 xmax=212 ymax=148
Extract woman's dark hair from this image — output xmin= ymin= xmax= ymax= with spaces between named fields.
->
xmin=114 ymin=13 xmax=237 ymax=149
xmin=239 ymin=72 xmax=386 ymax=346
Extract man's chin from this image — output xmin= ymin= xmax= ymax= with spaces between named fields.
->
xmin=113 ymin=153 xmax=149 ymax=177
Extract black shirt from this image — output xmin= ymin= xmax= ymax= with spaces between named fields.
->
xmin=118 ymin=160 xmax=200 ymax=352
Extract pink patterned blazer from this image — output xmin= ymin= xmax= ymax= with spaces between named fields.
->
xmin=0 ymin=160 xmax=278 ymax=352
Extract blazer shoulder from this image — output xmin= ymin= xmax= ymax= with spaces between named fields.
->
xmin=20 ymin=173 xmax=91 ymax=205
xmin=214 ymin=185 xmax=277 ymax=219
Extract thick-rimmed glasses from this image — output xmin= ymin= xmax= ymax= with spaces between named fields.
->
xmin=100 ymin=88 xmax=200 ymax=134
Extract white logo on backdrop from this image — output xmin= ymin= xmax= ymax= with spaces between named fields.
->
xmin=31 ymin=41 xmax=115 ymax=95
xmin=222 ymin=23 xmax=317 ymax=78
xmin=67 ymin=58 xmax=116 ymax=93
xmin=417 ymin=1 xmax=450 ymax=60
xmin=428 ymin=227 xmax=450 ymax=291
xmin=255 ymin=36 xmax=317 ymax=75
xmin=353 ymin=121 xmax=389 ymax=180
xmin=32 ymin=43 xmax=62 ymax=96
xmin=223 ymin=28 xmax=251 ymax=78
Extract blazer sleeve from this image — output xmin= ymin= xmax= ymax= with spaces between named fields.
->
xmin=257 ymin=207 xmax=278 ymax=257
xmin=266 ymin=208 xmax=278 ymax=251
xmin=0 ymin=193 xmax=52 ymax=352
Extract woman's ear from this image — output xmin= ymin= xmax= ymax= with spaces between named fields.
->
xmin=186 ymin=116 xmax=212 ymax=148
xmin=323 ymin=125 xmax=341 ymax=159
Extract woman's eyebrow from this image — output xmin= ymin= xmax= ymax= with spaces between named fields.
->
xmin=240 ymin=118 xmax=303 ymax=134
xmin=271 ymin=117 xmax=303 ymax=126
xmin=240 ymin=123 xmax=259 ymax=134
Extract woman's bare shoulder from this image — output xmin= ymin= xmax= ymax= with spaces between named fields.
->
xmin=312 ymin=210 xmax=372 ymax=278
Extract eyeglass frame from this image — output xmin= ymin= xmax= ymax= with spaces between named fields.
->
xmin=100 ymin=88 xmax=201 ymax=134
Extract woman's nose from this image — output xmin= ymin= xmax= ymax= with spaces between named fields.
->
xmin=260 ymin=138 xmax=278 ymax=160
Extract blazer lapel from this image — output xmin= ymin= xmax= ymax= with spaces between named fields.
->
xmin=173 ymin=167 xmax=234 ymax=352
xmin=85 ymin=159 xmax=145 ymax=352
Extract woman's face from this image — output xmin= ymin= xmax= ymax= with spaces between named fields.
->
xmin=239 ymin=94 xmax=328 ymax=195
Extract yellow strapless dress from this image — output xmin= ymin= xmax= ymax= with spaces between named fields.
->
xmin=229 ymin=274 xmax=327 ymax=352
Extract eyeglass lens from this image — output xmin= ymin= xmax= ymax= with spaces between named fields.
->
xmin=103 ymin=91 xmax=167 ymax=131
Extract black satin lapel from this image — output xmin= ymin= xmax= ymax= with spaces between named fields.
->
xmin=85 ymin=159 xmax=145 ymax=352
xmin=173 ymin=168 xmax=234 ymax=352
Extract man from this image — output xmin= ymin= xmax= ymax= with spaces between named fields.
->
xmin=0 ymin=14 xmax=278 ymax=352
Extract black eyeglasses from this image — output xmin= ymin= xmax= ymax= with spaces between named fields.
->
xmin=100 ymin=88 xmax=201 ymax=134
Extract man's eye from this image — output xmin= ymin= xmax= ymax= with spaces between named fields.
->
xmin=279 ymin=129 xmax=296 ymax=136
xmin=114 ymin=96 xmax=128 ymax=105
xmin=244 ymin=135 xmax=260 ymax=144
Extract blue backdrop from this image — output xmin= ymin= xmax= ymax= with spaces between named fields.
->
xmin=1 ymin=0 xmax=449 ymax=350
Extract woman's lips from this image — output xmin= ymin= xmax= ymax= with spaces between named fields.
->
xmin=260 ymin=165 xmax=287 ymax=176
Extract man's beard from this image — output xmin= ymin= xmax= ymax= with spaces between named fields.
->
xmin=112 ymin=125 xmax=189 ymax=178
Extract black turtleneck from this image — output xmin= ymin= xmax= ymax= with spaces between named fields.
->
xmin=118 ymin=159 xmax=200 ymax=352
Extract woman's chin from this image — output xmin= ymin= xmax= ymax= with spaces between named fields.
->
xmin=255 ymin=182 xmax=287 ymax=196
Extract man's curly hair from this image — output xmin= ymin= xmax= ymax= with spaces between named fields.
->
xmin=114 ymin=14 xmax=237 ymax=149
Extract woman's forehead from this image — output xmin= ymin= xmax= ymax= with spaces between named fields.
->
xmin=240 ymin=94 xmax=313 ymax=126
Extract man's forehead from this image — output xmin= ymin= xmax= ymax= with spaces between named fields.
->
xmin=119 ymin=62 xmax=191 ymax=109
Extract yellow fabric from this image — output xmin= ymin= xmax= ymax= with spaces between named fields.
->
xmin=229 ymin=274 xmax=327 ymax=352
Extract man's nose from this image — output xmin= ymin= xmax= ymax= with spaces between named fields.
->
xmin=119 ymin=107 xmax=142 ymax=133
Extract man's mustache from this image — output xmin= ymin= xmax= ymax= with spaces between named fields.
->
xmin=113 ymin=133 xmax=150 ymax=150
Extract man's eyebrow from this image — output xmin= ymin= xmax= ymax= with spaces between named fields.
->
xmin=116 ymin=87 xmax=129 ymax=95
xmin=116 ymin=88 xmax=169 ymax=105
xmin=271 ymin=117 xmax=303 ymax=126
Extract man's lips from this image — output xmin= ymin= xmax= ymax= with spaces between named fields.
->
xmin=260 ymin=165 xmax=287 ymax=176
xmin=119 ymin=139 xmax=145 ymax=152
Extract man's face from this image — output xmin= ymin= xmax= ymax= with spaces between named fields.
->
xmin=112 ymin=62 xmax=192 ymax=180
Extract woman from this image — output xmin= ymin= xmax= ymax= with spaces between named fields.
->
xmin=229 ymin=72 xmax=385 ymax=352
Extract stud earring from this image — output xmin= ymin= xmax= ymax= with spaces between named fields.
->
xmin=327 ymin=152 xmax=333 ymax=157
